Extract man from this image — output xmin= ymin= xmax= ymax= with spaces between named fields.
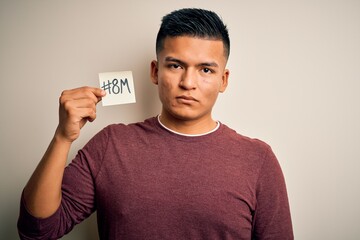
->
xmin=18 ymin=8 xmax=293 ymax=239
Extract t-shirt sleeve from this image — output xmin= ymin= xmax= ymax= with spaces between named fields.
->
xmin=252 ymin=146 xmax=294 ymax=240
xmin=17 ymin=126 xmax=110 ymax=239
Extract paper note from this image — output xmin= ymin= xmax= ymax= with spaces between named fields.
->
xmin=99 ymin=71 xmax=136 ymax=106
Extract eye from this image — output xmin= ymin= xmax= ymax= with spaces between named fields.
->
xmin=169 ymin=64 xmax=182 ymax=69
xmin=202 ymin=68 xmax=213 ymax=74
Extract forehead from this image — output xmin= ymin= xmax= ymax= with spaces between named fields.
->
xmin=159 ymin=36 xmax=226 ymax=63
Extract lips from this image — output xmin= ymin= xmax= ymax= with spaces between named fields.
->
xmin=176 ymin=95 xmax=198 ymax=103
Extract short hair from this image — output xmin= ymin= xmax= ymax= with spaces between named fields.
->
xmin=156 ymin=8 xmax=230 ymax=59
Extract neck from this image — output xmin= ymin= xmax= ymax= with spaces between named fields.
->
xmin=158 ymin=113 xmax=218 ymax=135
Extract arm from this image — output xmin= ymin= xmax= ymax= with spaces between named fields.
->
xmin=22 ymin=87 xmax=105 ymax=218
xmin=252 ymin=147 xmax=294 ymax=239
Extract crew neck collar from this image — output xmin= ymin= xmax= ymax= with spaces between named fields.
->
xmin=157 ymin=115 xmax=220 ymax=137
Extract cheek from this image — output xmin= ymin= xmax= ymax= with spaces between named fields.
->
xmin=207 ymin=90 xmax=220 ymax=103
xmin=201 ymin=79 xmax=222 ymax=98
xmin=157 ymin=78 xmax=174 ymax=101
xmin=159 ymin=71 xmax=178 ymax=91
xmin=158 ymin=80 xmax=171 ymax=95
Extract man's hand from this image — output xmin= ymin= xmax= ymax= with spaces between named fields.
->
xmin=23 ymin=86 xmax=105 ymax=218
xmin=55 ymin=87 xmax=106 ymax=143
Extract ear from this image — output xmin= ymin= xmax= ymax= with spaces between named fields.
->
xmin=219 ymin=69 xmax=229 ymax=93
xmin=150 ymin=60 xmax=159 ymax=85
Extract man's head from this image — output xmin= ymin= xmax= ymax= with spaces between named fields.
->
xmin=151 ymin=8 xmax=230 ymax=132
xmin=156 ymin=8 xmax=230 ymax=60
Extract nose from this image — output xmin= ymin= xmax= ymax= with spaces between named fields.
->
xmin=179 ymin=69 xmax=196 ymax=90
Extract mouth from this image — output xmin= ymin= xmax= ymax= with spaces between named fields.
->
xmin=176 ymin=95 xmax=198 ymax=104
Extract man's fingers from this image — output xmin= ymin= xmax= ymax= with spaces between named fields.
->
xmin=60 ymin=87 xmax=106 ymax=104
xmin=78 ymin=108 xmax=97 ymax=125
xmin=64 ymin=98 xmax=97 ymax=110
xmin=56 ymin=86 xmax=105 ymax=142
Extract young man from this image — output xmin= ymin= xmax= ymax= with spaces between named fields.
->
xmin=18 ymin=8 xmax=293 ymax=239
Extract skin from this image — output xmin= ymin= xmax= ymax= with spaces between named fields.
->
xmin=23 ymin=36 xmax=229 ymax=218
xmin=23 ymin=87 xmax=106 ymax=218
xmin=151 ymin=36 xmax=229 ymax=134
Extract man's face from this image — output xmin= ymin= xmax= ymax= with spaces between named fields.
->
xmin=151 ymin=36 xmax=229 ymax=124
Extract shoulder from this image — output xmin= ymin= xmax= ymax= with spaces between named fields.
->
xmin=219 ymin=123 xmax=272 ymax=158
xmin=105 ymin=116 xmax=157 ymax=132
xmin=97 ymin=117 xmax=159 ymax=142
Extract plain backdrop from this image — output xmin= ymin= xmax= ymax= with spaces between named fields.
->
xmin=1 ymin=0 xmax=359 ymax=239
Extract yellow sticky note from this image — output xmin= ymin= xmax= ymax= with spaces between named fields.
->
xmin=99 ymin=71 xmax=136 ymax=106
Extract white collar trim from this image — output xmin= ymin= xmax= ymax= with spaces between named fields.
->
xmin=157 ymin=115 xmax=220 ymax=137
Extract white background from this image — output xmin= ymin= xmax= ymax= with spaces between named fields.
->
xmin=1 ymin=1 xmax=359 ymax=239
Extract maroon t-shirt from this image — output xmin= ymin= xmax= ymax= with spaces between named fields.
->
xmin=18 ymin=117 xmax=293 ymax=239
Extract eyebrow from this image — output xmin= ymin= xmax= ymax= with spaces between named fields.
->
xmin=164 ymin=56 xmax=219 ymax=68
